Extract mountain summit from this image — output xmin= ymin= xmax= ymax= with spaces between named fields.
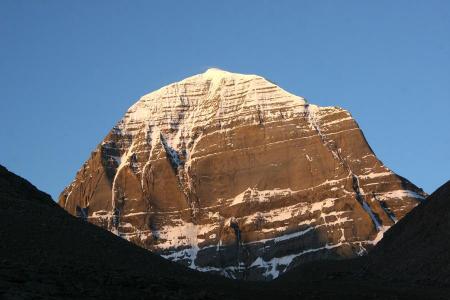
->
xmin=59 ymin=69 xmax=425 ymax=280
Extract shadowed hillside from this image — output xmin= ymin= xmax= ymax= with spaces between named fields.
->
xmin=365 ymin=180 xmax=450 ymax=285
xmin=0 ymin=165 xmax=265 ymax=299
xmin=1 ymin=164 xmax=449 ymax=299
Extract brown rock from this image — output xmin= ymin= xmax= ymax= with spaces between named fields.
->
xmin=59 ymin=68 xmax=426 ymax=280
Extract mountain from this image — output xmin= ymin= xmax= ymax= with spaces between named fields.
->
xmin=59 ymin=68 xmax=426 ymax=280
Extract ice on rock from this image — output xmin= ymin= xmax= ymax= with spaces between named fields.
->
xmin=60 ymin=68 xmax=427 ymax=281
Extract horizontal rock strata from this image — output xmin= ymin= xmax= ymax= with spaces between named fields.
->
xmin=59 ymin=68 xmax=426 ymax=280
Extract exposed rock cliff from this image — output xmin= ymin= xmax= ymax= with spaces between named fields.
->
xmin=59 ymin=68 xmax=425 ymax=280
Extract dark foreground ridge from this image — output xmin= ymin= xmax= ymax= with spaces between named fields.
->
xmin=366 ymin=180 xmax=450 ymax=285
xmin=1 ymin=164 xmax=449 ymax=299
xmin=0 ymin=165 xmax=260 ymax=299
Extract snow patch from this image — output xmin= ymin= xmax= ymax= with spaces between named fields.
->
xmin=230 ymin=187 xmax=293 ymax=206
xmin=378 ymin=190 xmax=425 ymax=201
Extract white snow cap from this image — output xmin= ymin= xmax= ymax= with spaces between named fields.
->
xmin=204 ymin=67 xmax=235 ymax=76
xmin=120 ymin=68 xmax=308 ymax=136
xmin=180 ymin=67 xmax=261 ymax=84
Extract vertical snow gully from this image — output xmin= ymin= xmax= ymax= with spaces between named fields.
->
xmin=373 ymin=192 xmax=398 ymax=223
xmin=160 ymin=133 xmax=182 ymax=172
xmin=306 ymin=106 xmax=383 ymax=231
xmin=111 ymin=193 xmax=125 ymax=236
xmin=159 ymin=132 xmax=198 ymax=218
xmin=352 ymin=175 xmax=382 ymax=230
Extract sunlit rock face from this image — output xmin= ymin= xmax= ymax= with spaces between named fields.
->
xmin=59 ymin=69 xmax=426 ymax=280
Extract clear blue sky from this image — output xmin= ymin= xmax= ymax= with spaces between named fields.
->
xmin=1 ymin=1 xmax=449 ymax=200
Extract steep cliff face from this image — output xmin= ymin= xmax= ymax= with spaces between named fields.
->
xmin=59 ymin=69 xmax=425 ymax=280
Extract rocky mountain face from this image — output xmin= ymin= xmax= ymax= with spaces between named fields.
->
xmin=59 ymin=68 xmax=426 ymax=280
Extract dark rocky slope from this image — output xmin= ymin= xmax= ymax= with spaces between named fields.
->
xmin=1 ymin=164 xmax=449 ymax=299
xmin=0 ymin=165 xmax=56 ymax=208
xmin=365 ymin=180 xmax=450 ymax=286
xmin=0 ymin=165 xmax=259 ymax=299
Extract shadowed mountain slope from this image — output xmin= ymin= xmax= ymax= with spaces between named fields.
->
xmin=0 ymin=165 xmax=261 ymax=299
xmin=365 ymin=180 xmax=450 ymax=286
xmin=1 ymin=164 xmax=449 ymax=299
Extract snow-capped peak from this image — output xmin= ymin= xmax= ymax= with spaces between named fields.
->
xmin=179 ymin=68 xmax=260 ymax=85
xmin=121 ymin=69 xmax=307 ymax=133
xmin=61 ymin=67 xmax=428 ymax=282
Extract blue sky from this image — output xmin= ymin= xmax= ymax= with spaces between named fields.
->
xmin=1 ymin=0 xmax=449 ymax=200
